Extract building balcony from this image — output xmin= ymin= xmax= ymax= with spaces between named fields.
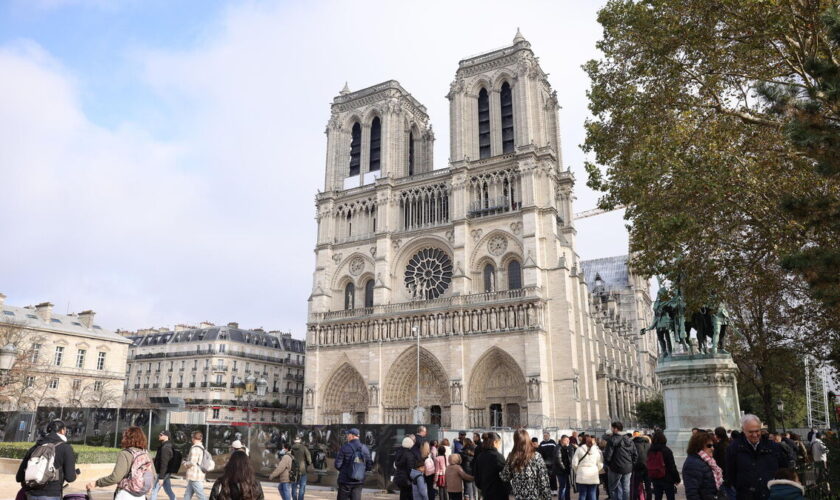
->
xmin=209 ymin=382 xmax=227 ymax=389
xmin=176 ymin=383 xmax=183 ymax=388
xmin=189 ymin=382 xmax=196 ymax=388
xmin=212 ymin=364 xmax=228 ymax=372
xmin=165 ymin=383 xmax=172 ymax=389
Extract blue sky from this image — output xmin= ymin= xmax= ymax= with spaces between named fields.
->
xmin=0 ymin=0 xmax=629 ymax=337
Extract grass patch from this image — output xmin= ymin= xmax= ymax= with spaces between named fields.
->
xmin=0 ymin=442 xmax=121 ymax=464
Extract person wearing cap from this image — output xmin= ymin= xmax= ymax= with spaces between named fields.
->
xmin=334 ymin=428 xmax=373 ymax=500
xmin=290 ymin=436 xmax=312 ymax=500
xmin=151 ymin=430 xmax=176 ymax=500
xmin=231 ymin=440 xmax=249 ymax=456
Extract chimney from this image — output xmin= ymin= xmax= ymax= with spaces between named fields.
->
xmin=199 ymin=321 xmax=215 ymax=329
xmin=35 ymin=302 xmax=53 ymax=322
xmin=0 ymin=293 xmax=5 ymax=305
xmin=174 ymin=324 xmax=195 ymax=332
xmin=227 ymin=322 xmax=239 ymax=329
xmin=78 ymin=310 xmax=95 ymax=328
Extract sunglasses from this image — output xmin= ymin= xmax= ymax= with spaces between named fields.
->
xmin=705 ymin=444 xmax=714 ymax=448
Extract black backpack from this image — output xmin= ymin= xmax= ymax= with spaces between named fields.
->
xmin=167 ymin=447 xmax=183 ymax=474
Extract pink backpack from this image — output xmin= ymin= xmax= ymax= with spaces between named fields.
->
xmin=117 ymin=448 xmax=154 ymax=495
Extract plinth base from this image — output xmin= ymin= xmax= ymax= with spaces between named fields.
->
xmin=655 ymin=353 xmax=741 ymax=467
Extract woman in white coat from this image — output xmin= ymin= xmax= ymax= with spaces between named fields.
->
xmin=571 ymin=434 xmax=604 ymax=500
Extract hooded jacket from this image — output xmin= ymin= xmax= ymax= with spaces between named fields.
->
xmin=632 ymin=436 xmax=651 ymax=473
xmin=290 ymin=442 xmax=312 ymax=474
xmin=16 ymin=432 xmax=77 ymax=498
xmin=648 ymin=443 xmax=680 ymax=485
xmin=767 ymin=479 xmax=805 ymax=500
xmin=604 ymin=434 xmax=638 ymax=474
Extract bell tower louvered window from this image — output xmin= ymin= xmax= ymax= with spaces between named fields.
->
xmin=500 ymin=82 xmax=514 ymax=153
xmin=478 ymin=88 xmax=491 ymax=159
xmin=408 ymin=131 xmax=415 ymax=176
xmin=349 ymin=122 xmax=361 ymax=176
xmin=369 ymin=117 xmax=381 ymax=172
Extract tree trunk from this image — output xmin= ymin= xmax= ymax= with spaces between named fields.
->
xmin=762 ymin=383 xmax=777 ymax=433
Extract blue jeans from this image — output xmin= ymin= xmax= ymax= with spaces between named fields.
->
xmin=152 ymin=475 xmax=176 ymax=500
xmin=278 ymin=482 xmax=292 ymax=500
xmin=184 ymin=480 xmax=206 ymax=500
xmin=557 ymin=473 xmax=571 ymax=500
xmin=291 ymin=474 xmax=307 ymax=500
xmin=608 ymin=471 xmax=631 ymax=500
xmin=578 ymin=483 xmax=599 ymax=500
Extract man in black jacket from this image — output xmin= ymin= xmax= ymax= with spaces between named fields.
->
xmin=554 ymin=435 xmax=574 ymax=500
xmin=151 ymin=430 xmax=176 ymax=500
xmin=725 ymin=414 xmax=788 ymax=500
xmin=473 ymin=432 xmax=510 ymax=500
xmin=538 ymin=431 xmax=558 ymax=493
xmin=603 ymin=421 xmax=637 ymax=500
xmin=16 ymin=419 xmax=77 ymax=500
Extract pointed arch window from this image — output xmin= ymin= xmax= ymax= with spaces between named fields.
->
xmin=369 ymin=117 xmax=381 ymax=172
xmin=344 ymin=283 xmax=355 ymax=310
xmin=478 ymin=88 xmax=491 ymax=159
xmin=364 ymin=279 xmax=375 ymax=308
xmin=483 ymin=263 xmax=496 ymax=293
xmin=349 ymin=122 xmax=361 ymax=176
xmin=408 ymin=131 xmax=415 ymax=176
xmin=508 ymin=260 xmax=522 ymax=290
xmin=500 ymin=82 xmax=514 ymax=153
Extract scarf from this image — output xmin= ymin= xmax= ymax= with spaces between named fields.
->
xmin=698 ymin=450 xmax=723 ymax=490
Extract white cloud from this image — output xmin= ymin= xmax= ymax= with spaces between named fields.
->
xmin=1 ymin=0 xmax=628 ymax=336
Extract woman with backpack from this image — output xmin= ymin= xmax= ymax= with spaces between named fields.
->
xmin=209 ymin=450 xmax=264 ymax=500
xmin=86 ymin=426 xmax=155 ymax=500
xmin=268 ymin=442 xmax=293 ymax=500
xmin=647 ymin=431 xmax=680 ymax=500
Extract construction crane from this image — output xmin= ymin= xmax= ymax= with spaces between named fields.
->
xmin=574 ymin=205 xmax=626 ymax=220
xmin=805 ymin=357 xmax=831 ymax=429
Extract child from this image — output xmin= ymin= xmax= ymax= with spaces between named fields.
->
xmin=411 ymin=457 xmax=429 ymax=500
xmin=444 ymin=454 xmax=474 ymax=500
xmin=768 ymin=468 xmax=805 ymax=500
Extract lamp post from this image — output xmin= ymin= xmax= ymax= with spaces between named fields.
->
xmin=234 ymin=374 xmax=268 ymax=447
xmin=412 ymin=326 xmax=422 ymax=424
xmin=777 ymin=399 xmax=786 ymax=433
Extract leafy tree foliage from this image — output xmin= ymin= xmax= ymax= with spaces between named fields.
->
xmin=635 ymin=395 xmax=666 ymax=429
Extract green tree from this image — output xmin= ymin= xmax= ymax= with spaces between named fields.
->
xmin=584 ymin=0 xmax=840 ymax=364
xmin=635 ymin=395 xmax=666 ymax=429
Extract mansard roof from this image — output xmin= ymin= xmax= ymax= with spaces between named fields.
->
xmin=128 ymin=325 xmax=304 ymax=352
xmin=580 ymin=255 xmax=630 ymax=293
xmin=0 ymin=303 xmax=130 ymax=344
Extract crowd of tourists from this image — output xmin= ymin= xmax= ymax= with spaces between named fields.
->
xmin=11 ymin=416 xmax=831 ymax=500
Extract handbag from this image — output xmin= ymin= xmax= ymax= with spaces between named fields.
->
xmin=436 ymin=473 xmax=446 ymax=488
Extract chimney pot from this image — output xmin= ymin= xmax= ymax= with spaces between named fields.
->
xmin=0 ymin=293 xmax=6 ymax=305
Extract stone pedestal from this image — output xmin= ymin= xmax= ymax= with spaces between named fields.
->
xmin=655 ymin=354 xmax=741 ymax=466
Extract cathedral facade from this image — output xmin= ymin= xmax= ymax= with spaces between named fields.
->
xmin=304 ymin=32 xmax=658 ymax=429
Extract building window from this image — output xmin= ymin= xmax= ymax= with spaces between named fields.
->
xmin=96 ymin=352 xmax=106 ymax=370
xmin=25 ymin=376 xmax=35 ymax=387
xmin=408 ymin=131 xmax=415 ymax=176
xmin=369 ymin=117 xmax=381 ymax=172
xmin=364 ymin=279 xmax=375 ymax=308
xmin=500 ymin=82 xmax=514 ymax=153
xmin=349 ymin=122 xmax=361 ymax=176
xmin=72 ymin=379 xmax=81 ymax=390
xmin=508 ymin=260 xmax=522 ymax=290
xmin=31 ymin=344 xmax=41 ymax=363
xmin=478 ymin=88 xmax=490 ymax=159
xmin=48 ymin=378 xmax=59 ymax=390
xmin=344 ymin=282 xmax=355 ymax=310
xmin=205 ymin=359 xmax=210 ymax=368
xmin=219 ymin=344 xmax=226 ymax=353
xmin=483 ymin=264 xmax=496 ymax=293
xmin=75 ymin=349 xmax=86 ymax=369
xmin=212 ymin=408 xmax=220 ymax=419
xmin=215 ymin=374 xmax=223 ymax=384
xmin=54 ymin=346 xmax=64 ymax=366
xmin=94 ymin=381 xmax=103 ymax=391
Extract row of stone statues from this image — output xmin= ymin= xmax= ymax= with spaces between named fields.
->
xmin=640 ymin=286 xmax=730 ymax=357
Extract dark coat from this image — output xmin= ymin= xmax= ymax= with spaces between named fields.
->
xmin=392 ymin=447 xmax=415 ymax=488
xmin=538 ymin=439 xmax=557 ymax=468
xmin=712 ymin=439 xmax=729 ymax=477
xmin=767 ymin=479 xmax=806 ymax=500
xmin=648 ymin=443 xmax=680 ymax=485
xmin=473 ymin=447 xmax=511 ymax=500
xmin=154 ymin=440 xmax=174 ymax=479
xmin=632 ymin=437 xmax=651 ymax=472
xmin=604 ymin=434 xmax=638 ymax=474
xmin=554 ymin=444 xmax=573 ymax=476
xmin=682 ymin=454 xmax=719 ymax=500
xmin=778 ymin=440 xmax=797 ymax=468
xmin=461 ymin=445 xmax=475 ymax=475
xmin=334 ymin=438 xmax=372 ymax=485
xmin=16 ymin=432 xmax=77 ymax=498
xmin=725 ymin=435 xmax=787 ymax=499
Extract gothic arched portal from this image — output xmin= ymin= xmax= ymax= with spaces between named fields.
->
xmin=467 ymin=347 xmax=528 ymax=428
xmin=383 ymin=346 xmax=450 ymax=425
xmin=321 ymin=362 xmax=368 ymax=425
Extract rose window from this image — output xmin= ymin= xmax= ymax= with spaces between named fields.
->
xmin=404 ymin=248 xmax=453 ymax=299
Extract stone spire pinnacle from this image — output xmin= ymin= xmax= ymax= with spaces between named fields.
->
xmin=513 ymin=28 xmax=526 ymax=44
xmin=340 ymin=82 xmax=350 ymax=95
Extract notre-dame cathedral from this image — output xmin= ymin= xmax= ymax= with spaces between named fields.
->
xmin=303 ymin=31 xmax=659 ymax=429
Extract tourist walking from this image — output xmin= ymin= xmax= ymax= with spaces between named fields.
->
xmin=646 ymin=431 xmax=679 ymax=500
xmin=209 ymin=450 xmax=264 ymax=500
xmin=395 ymin=436 xmax=417 ymax=500
xmin=500 ymin=429 xmax=552 ymax=500
xmin=183 ymin=431 xmax=211 ymax=500
xmin=151 ymin=430 xmax=178 ymax=500
xmin=16 ymin=419 xmax=77 ymax=500
xmin=473 ymin=432 xmax=511 ymax=500
xmin=290 ymin=437 xmax=312 ymax=500
xmin=333 ymin=427 xmax=373 ymax=500
xmin=86 ymin=426 xmax=155 ymax=500
xmin=725 ymin=415 xmax=787 ymax=500
xmin=572 ymin=433 xmax=605 ymax=500
xmin=268 ymin=442 xmax=293 ymax=500
xmin=682 ymin=431 xmax=723 ymax=500
xmin=631 ymin=433 xmax=651 ymax=500
xmin=604 ymin=422 xmax=637 ymax=500
xmin=445 ymin=454 xmax=475 ymax=500
xmin=554 ymin=435 xmax=574 ymax=500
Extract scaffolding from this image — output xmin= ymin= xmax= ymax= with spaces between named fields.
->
xmin=805 ymin=357 xmax=831 ymax=429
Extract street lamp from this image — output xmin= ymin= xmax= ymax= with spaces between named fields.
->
xmin=234 ymin=374 xmax=268 ymax=447
xmin=777 ymin=399 xmax=786 ymax=433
